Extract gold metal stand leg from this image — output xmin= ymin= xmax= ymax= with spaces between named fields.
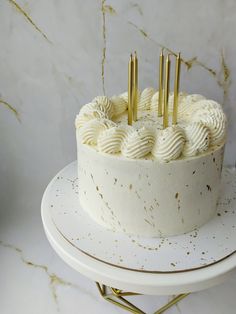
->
xmin=96 ymin=282 xmax=190 ymax=314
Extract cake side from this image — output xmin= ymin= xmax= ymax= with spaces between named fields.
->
xmin=76 ymin=89 xmax=227 ymax=237
xmin=77 ymin=139 xmax=224 ymax=237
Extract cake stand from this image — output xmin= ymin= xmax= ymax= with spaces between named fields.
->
xmin=41 ymin=162 xmax=236 ymax=314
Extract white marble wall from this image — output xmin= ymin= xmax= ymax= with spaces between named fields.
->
xmin=1 ymin=1 xmax=236 ymax=313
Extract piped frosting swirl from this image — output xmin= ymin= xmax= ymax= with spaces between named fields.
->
xmin=76 ymin=89 xmax=227 ymax=161
xmin=122 ymin=127 xmax=155 ymax=159
xmin=97 ymin=126 xmax=128 ymax=154
xmin=193 ymin=107 xmax=227 ymax=145
xmin=138 ymin=87 xmax=155 ymax=110
xmin=152 ymin=126 xmax=185 ymax=162
xmin=110 ymin=96 xmax=128 ymax=116
xmin=183 ymin=122 xmax=210 ymax=157
xmin=79 ymin=118 xmax=116 ymax=145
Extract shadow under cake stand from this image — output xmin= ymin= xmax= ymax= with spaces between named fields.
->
xmin=41 ymin=162 xmax=236 ymax=314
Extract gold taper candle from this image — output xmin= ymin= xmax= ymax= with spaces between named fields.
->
xmin=158 ymin=49 xmax=164 ymax=117
xmin=133 ymin=52 xmax=138 ymax=121
xmin=172 ymin=52 xmax=181 ymax=125
xmin=163 ymin=54 xmax=171 ymax=128
xmin=128 ymin=54 xmax=133 ymax=125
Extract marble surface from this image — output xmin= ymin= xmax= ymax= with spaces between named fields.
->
xmin=1 ymin=0 xmax=236 ymax=313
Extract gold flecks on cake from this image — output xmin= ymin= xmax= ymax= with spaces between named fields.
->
xmin=135 ymin=190 xmax=141 ymax=199
xmin=206 ymin=184 xmax=212 ymax=191
xmin=144 ymin=219 xmax=155 ymax=228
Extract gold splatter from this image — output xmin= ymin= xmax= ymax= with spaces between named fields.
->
xmin=206 ymin=184 xmax=212 ymax=191
xmin=178 ymin=199 xmax=181 ymax=211
xmin=144 ymin=219 xmax=154 ymax=227
xmin=8 ymin=0 xmax=51 ymax=43
xmin=0 ymin=98 xmax=20 ymax=121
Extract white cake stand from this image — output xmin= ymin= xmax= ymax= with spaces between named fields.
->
xmin=41 ymin=162 xmax=236 ymax=314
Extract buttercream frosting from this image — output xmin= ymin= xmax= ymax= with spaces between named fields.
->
xmin=152 ymin=126 xmax=185 ymax=162
xmin=122 ymin=127 xmax=155 ymax=159
xmin=76 ymin=89 xmax=227 ymax=161
xmin=182 ymin=122 xmax=210 ymax=157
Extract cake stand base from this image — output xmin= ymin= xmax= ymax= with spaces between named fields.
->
xmin=41 ymin=162 xmax=236 ymax=313
xmin=95 ymin=282 xmax=189 ymax=314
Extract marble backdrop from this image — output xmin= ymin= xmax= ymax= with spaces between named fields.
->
xmin=1 ymin=1 xmax=236 ymax=313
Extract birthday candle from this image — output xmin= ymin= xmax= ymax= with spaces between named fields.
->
xmin=163 ymin=54 xmax=171 ymax=128
xmin=128 ymin=54 xmax=133 ymax=125
xmin=133 ymin=52 xmax=138 ymax=122
xmin=158 ymin=49 xmax=164 ymax=117
xmin=172 ymin=53 xmax=181 ymax=125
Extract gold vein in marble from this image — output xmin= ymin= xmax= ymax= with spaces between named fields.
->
xmin=0 ymin=98 xmax=20 ymax=121
xmin=217 ymin=51 xmax=231 ymax=105
xmin=8 ymin=0 xmax=51 ymax=43
xmin=101 ymin=0 xmax=107 ymax=95
xmin=185 ymin=57 xmax=217 ymax=77
xmin=0 ymin=241 xmax=76 ymax=310
xmin=130 ymin=3 xmax=143 ymax=16
xmin=100 ymin=2 xmax=117 ymax=95
xmin=127 ymin=21 xmax=217 ymax=76
xmin=103 ymin=4 xmax=116 ymax=15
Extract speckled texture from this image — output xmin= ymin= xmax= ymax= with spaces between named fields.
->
xmin=47 ymin=162 xmax=236 ymax=272
xmin=77 ymin=131 xmax=225 ymax=237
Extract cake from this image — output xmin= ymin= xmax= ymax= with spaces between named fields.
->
xmin=75 ymin=88 xmax=227 ymax=237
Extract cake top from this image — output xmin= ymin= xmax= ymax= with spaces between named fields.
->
xmin=75 ymin=88 xmax=227 ymax=162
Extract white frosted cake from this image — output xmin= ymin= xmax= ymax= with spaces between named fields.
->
xmin=75 ymin=88 xmax=227 ymax=237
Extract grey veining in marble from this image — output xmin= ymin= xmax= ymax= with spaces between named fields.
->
xmin=1 ymin=1 xmax=236 ymax=313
